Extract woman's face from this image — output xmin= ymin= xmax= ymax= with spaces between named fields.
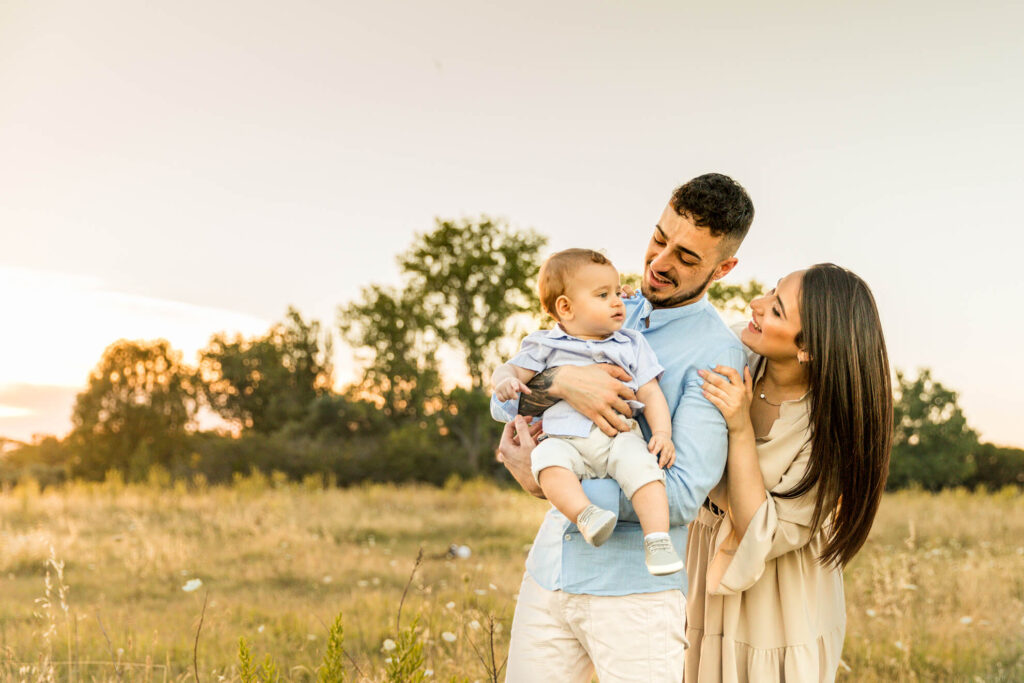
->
xmin=741 ymin=269 xmax=807 ymax=361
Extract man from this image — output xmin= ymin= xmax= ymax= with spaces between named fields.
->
xmin=493 ymin=173 xmax=755 ymax=682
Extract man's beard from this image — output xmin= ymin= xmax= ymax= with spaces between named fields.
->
xmin=641 ymin=265 xmax=717 ymax=309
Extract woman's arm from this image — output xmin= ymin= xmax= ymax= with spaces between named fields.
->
xmin=698 ymin=365 xmax=766 ymax=540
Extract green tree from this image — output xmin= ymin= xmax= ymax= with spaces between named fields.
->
xmin=889 ymin=368 xmax=979 ymax=490
xmin=68 ymin=339 xmax=196 ymax=480
xmin=399 ymin=216 xmax=547 ymax=391
xmin=200 ymin=307 xmax=333 ymax=433
xmin=707 ymin=279 xmax=764 ymax=314
xmin=339 ymin=285 xmax=440 ymax=423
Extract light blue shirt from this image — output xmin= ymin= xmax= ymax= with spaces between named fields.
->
xmin=491 ymin=294 xmax=747 ymax=596
xmin=507 ymin=326 xmax=664 ymax=437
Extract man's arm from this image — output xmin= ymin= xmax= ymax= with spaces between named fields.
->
xmin=518 ymin=364 xmax=639 ymax=435
xmin=584 ymin=346 xmax=748 ymax=526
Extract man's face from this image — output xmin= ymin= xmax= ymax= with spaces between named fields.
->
xmin=640 ymin=204 xmax=738 ymax=308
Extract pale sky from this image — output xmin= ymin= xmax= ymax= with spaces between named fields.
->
xmin=2 ymin=0 xmax=1022 ymax=446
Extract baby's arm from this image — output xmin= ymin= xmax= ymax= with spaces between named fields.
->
xmin=491 ymin=364 xmax=538 ymax=403
xmin=636 ymin=379 xmax=675 ymax=468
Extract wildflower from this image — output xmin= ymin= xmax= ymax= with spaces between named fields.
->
xmin=489 ymin=583 xmax=498 ymax=591
xmin=456 ymin=545 xmax=472 ymax=559
xmin=960 ymin=616 xmax=973 ymax=625
xmin=894 ymin=641 xmax=904 ymax=651
xmin=425 ymin=670 xmax=434 ymax=677
xmin=442 ymin=631 xmax=457 ymax=642
xmin=383 ymin=638 xmax=397 ymax=652
xmin=357 ymin=580 xmax=369 ymax=587
xmin=384 ymin=657 xmax=392 ymax=664
xmin=257 ymin=624 xmax=265 ymax=633
xmin=182 ymin=579 xmax=203 ymax=592
xmin=322 ymin=575 xmax=333 ymax=584
xmin=865 ymin=609 xmax=877 ymax=618
xmin=371 ymin=577 xmax=381 ymax=586
xmin=468 ymin=620 xmax=481 ymax=630
xmin=307 ymin=634 xmax=317 ymax=640
xmin=389 ymin=559 xmax=398 ymax=567
xmin=474 ymin=589 xmax=487 ymax=596
xmin=445 ymin=601 xmax=456 ymax=610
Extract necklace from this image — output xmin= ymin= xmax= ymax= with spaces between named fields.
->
xmin=756 ymin=377 xmax=783 ymax=407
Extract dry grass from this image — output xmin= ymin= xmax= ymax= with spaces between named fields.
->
xmin=0 ymin=476 xmax=1022 ymax=680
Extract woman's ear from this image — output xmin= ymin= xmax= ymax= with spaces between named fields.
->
xmin=555 ymin=295 xmax=572 ymax=321
xmin=797 ymin=349 xmax=812 ymax=364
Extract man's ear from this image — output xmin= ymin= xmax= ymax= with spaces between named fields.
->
xmin=712 ymin=257 xmax=739 ymax=282
xmin=554 ymin=295 xmax=572 ymax=320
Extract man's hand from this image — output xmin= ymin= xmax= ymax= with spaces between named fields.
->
xmin=497 ymin=416 xmax=546 ymax=498
xmin=556 ymin=364 xmax=637 ymax=437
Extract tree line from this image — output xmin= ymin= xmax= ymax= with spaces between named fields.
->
xmin=2 ymin=217 xmax=1021 ymax=492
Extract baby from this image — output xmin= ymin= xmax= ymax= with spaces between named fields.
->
xmin=491 ymin=248 xmax=683 ymax=575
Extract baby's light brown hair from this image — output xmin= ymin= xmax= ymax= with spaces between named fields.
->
xmin=538 ymin=248 xmax=613 ymax=321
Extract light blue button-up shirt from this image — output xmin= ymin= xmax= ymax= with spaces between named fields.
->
xmin=508 ymin=326 xmax=664 ymax=437
xmin=492 ymin=294 xmax=747 ymax=596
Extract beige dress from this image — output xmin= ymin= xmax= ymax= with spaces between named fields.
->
xmin=685 ymin=358 xmax=845 ymax=682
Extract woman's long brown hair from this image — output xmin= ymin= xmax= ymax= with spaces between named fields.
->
xmin=776 ymin=263 xmax=893 ymax=567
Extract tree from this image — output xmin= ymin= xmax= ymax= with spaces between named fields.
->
xmin=68 ymin=339 xmax=197 ymax=480
xmin=338 ymin=285 xmax=441 ymax=423
xmin=707 ymin=279 xmax=764 ymax=315
xmin=200 ymin=307 xmax=333 ymax=433
xmin=889 ymin=368 xmax=979 ymax=490
xmin=399 ymin=216 xmax=547 ymax=391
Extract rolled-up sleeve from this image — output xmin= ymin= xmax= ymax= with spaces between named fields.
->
xmin=706 ymin=441 xmax=818 ymax=595
xmin=604 ymin=345 xmax=747 ymax=527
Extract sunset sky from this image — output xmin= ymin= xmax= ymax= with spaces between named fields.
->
xmin=2 ymin=0 xmax=1022 ymax=446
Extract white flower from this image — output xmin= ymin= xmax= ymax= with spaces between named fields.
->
xmin=383 ymin=638 xmax=397 ymax=652
xmin=445 ymin=601 xmax=456 ymax=610
xmin=322 ymin=575 xmax=332 ymax=584
xmin=307 ymin=634 xmax=317 ymax=640
xmin=257 ymin=624 xmax=265 ymax=633
xmin=894 ymin=641 xmax=904 ymax=651
xmin=116 ymin=648 xmax=124 ymax=656
xmin=489 ymin=583 xmax=498 ymax=591
xmin=468 ymin=620 xmax=481 ymax=630
xmin=474 ymin=589 xmax=487 ymax=596
xmin=455 ymin=545 xmax=472 ymax=559
xmin=865 ymin=609 xmax=877 ymax=617
xmin=960 ymin=616 xmax=973 ymax=625
xmin=442 ymin=631 xmax=457 ymax=642
xmin=371 ymin=577 xmax=381 ymax=586
xmin=357 ymin=580 xmax=369 ymax=587
xmin=384 ymin=657 xmax=392 ymax=664
xmin=389 ymin=559 xmax=398 ymax=567
xmin=182 ymin=579 xmax=203 ymax=592
xmin=424 ymin=670 xmax=434 ymax=677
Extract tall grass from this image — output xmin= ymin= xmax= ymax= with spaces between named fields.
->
xmin=0 ymin=475 xmax=1022 ymax=680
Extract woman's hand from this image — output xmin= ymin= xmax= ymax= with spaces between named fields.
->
xmin=698 ymin=365 xmax=754 ymax=434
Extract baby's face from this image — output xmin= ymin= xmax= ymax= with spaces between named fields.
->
xmin=561 ymin=263 xmax=626 ymax=338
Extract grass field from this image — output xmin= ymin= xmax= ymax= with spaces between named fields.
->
xmin=1 ymin=474 xmax=1022 ymax=681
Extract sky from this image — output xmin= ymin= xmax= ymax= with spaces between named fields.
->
xmin=1 ymin=0 xmax=1022 ymax=446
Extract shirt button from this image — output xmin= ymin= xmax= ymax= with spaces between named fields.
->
xmin=564 ymin=534 xmax=572 ymax=541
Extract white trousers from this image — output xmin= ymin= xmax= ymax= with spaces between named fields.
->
xmin=530 ymin=420 xmax=665 ymax=500
xmin=505 ymin=572 xmax=687 ymax=683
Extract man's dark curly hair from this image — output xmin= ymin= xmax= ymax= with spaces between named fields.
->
xmin=670 ymin=173 xmax=754 ymax=250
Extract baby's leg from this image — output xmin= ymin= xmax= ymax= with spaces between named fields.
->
xmin=605 ymin=429 xmax=669 ymax=536
xmin=531 ymin=434 xmax=617 ymax=547
xmin=630 ymin=481 xmax=669 ymax=536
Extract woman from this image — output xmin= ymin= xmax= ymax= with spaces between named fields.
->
xmin=686 ymin=263 xmax=892 ymax=682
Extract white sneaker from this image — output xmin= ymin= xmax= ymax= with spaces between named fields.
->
xmin=576 ymin=504 xmax=617 ymax=547
xmin=644 ymin=536 xmax=683 ymax=576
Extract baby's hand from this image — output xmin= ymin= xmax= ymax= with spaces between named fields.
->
xmin=648 ymin=432 xmax=676 ymax=468
xmin=620 ymin=284 xmax=636 ymax=298
xmin=494 ymin=377 xmax=532 ymax=402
